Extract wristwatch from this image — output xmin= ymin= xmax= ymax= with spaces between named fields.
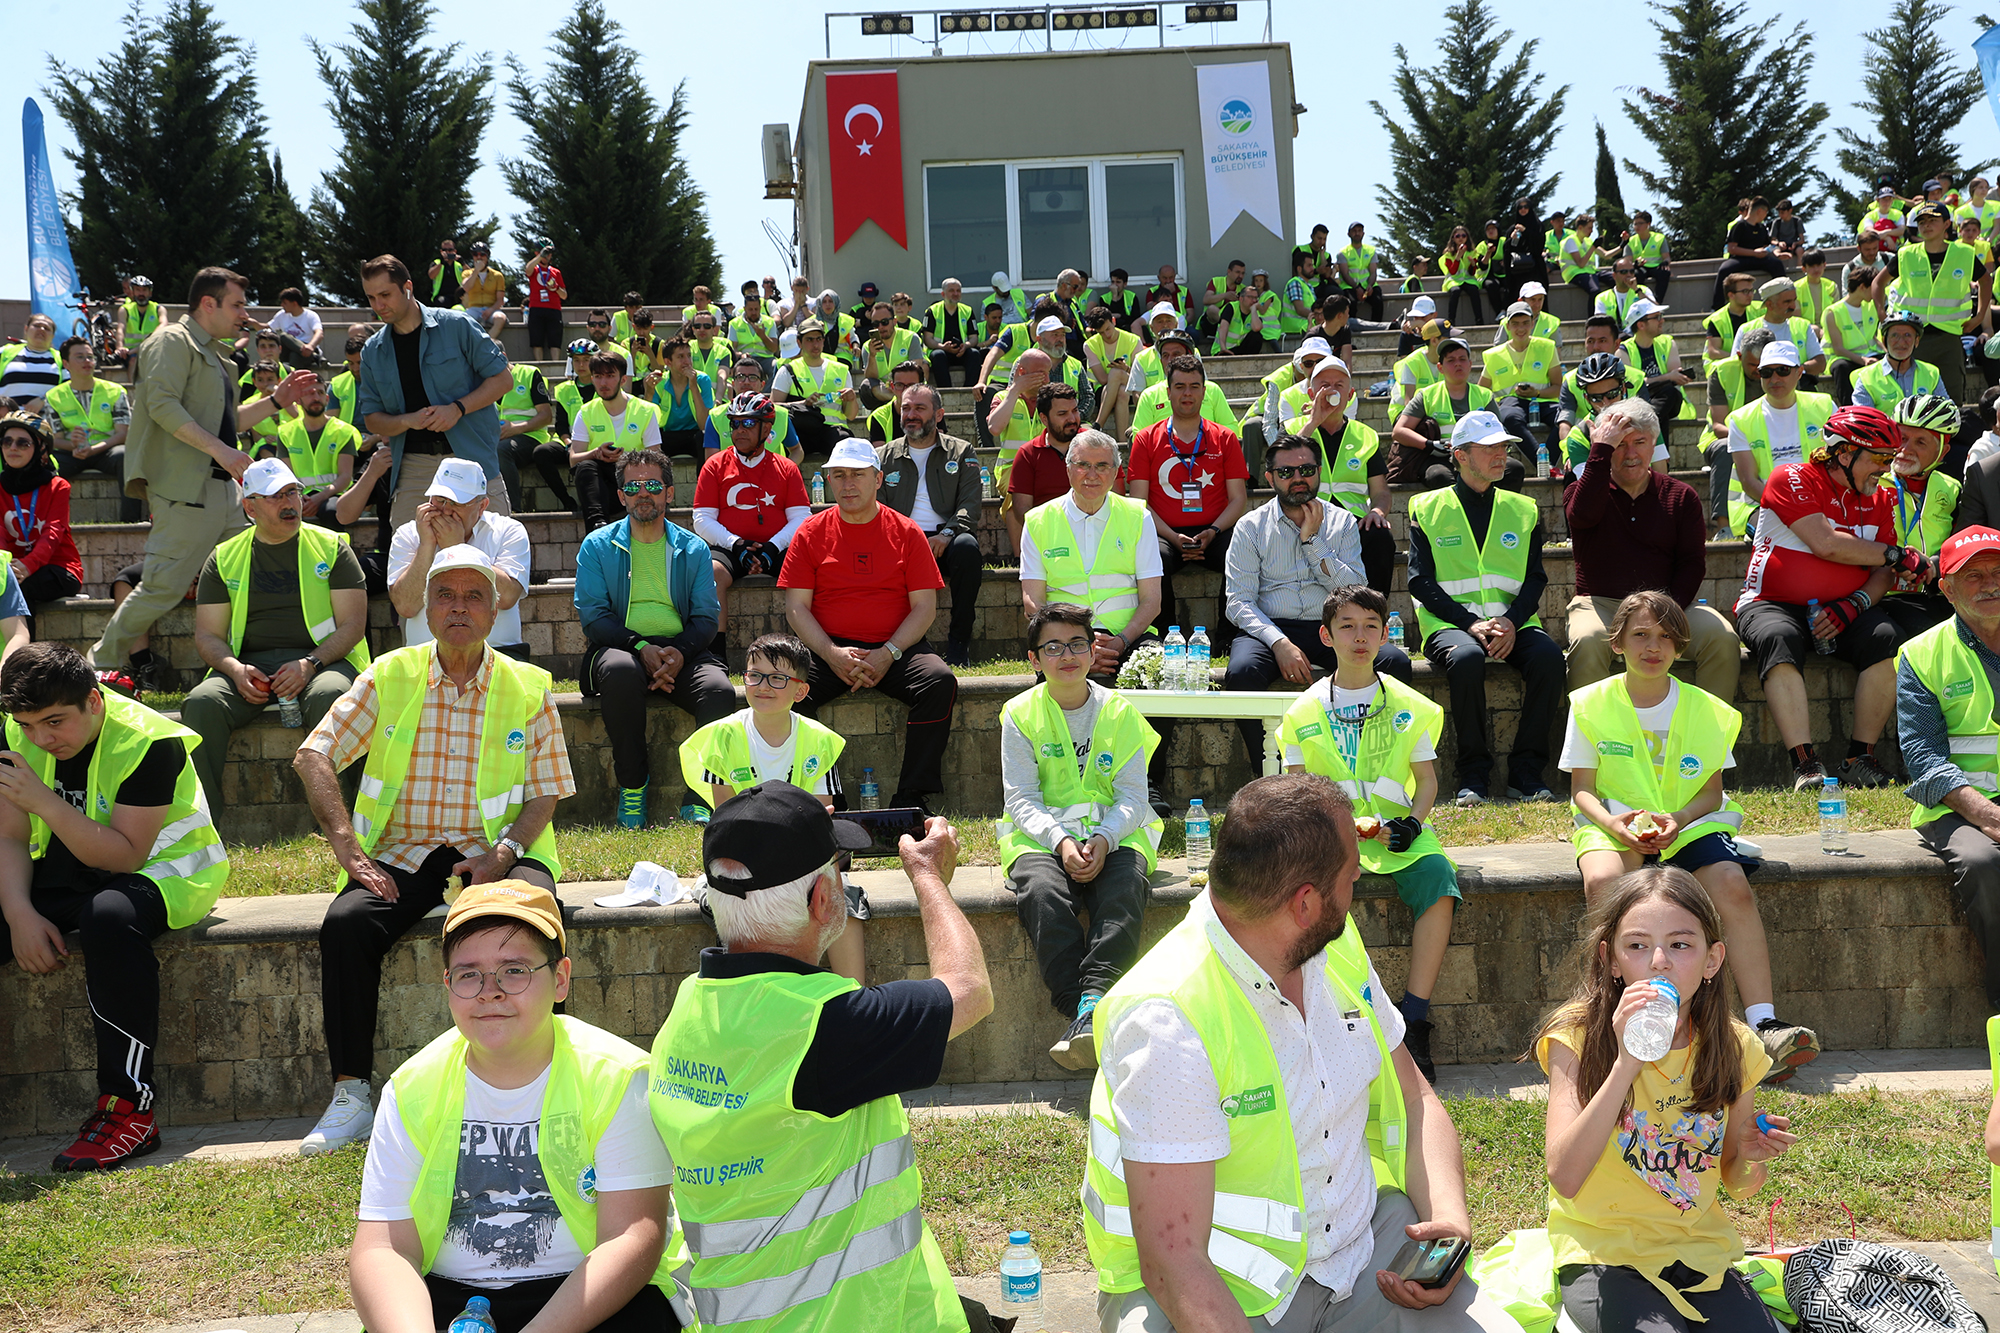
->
xmin=497 ymin=837 xmax=526 ymax=861
xmin=886 ymin=641 xmax=904 ymax=662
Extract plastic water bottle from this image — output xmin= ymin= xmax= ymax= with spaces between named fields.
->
xmin=1807 ymin=598 xmax=1836 ymax=655
xmin=277 ymin=691 xmax=303 ymax=728
xmin=1185 ymin=799 xmax=1211 ymax=878
xmin=447 ymin=1295 xmax=496 ymax=1333
xmin=1162 ymin=626 xmax=1187 ymax=692
xmin=981 ymin=462 xmax=996 ymax=498
xmin=811 ymin=471 xmax=826 ymax=505
xmin=1535 ymin=440 xmax=1551 ymax=478
xmin=1621 ymin=978 xmax=1681 ymax=1062
xmin=1820 ymin=775 xmax=1847 ymax=854
xmin=1387 ymin=611 xmax=1405 ymax=647
xmin=1188 ymin=626 xmax=1211 ymax=693
xmin=859 ymin=768 xmax=881 ymax=810
xmin=1000 ymin=1230 xmax=1044 ymax=1331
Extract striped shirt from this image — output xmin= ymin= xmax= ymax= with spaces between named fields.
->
xmin=0 ymin=347 xmax=62 ymax=406
xmin=302 ymin=644 xmax=574 ymax=870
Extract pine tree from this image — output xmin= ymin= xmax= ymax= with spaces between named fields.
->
xmin=307 ymin=0 xmax=496 ymax=303
xmin=1827 ymin=0 xmax=1992 ymax=221
xmin=1592 ymin=123 xmax=1630 ymax=243
xmin=244 ymin=152 xmax=309 ymax=304
xmin=1365 ymin=0 xmax=1568 ymax=269
xmin=45 ymin=0 xmax=270 ymax=300
xmin=1622 ymin=0 xmax=1830 ymax=251
xmin=501 ymin=2 xmax=720 ymax=307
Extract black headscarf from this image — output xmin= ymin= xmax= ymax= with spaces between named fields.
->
xmin=0 ymin=417 xmax=54 ymax=496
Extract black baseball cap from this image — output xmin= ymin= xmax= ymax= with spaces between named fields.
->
xmin=702 ymin=782 xmax=870 ymax=896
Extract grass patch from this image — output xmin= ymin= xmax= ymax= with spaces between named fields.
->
xmin=1428 ymin=785 xmax=1916 ymax=847
xmin=3 ymin=1091 xmax=1982 ymax=1327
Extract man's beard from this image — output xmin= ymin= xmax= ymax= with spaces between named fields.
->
xmin=1283 ymin=889 xmax=1347 ymax=973
xmin=1049 ymin=421 xmax=1079 ymax=445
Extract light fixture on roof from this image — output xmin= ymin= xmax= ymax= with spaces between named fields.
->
xmin=859 ymin=12 xmax=915 ymax=34
xmin=939 ymin=11 xmax=993 ymax=30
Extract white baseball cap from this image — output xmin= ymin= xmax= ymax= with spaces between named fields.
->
xmin=1518 ymin=281 xmax=1548 ymax=298
xmin=1146 ymin=302 xmax=1180 ymax=323
xmin=1308 ymin=356 xmax=1351 ymax=383
xmin=425 ymin=457 xmax=489 ymax=504
xmin=1759 ymin=340 xmax=1801 ymax=368
xmin=1451 ymin=410 xmax=1519 ymax=450
xmin=1035 ymin=315 xmax=1067 ymax=334
xmin=1410 ymin=295 xmax=1437 ymax=316
xmin=824 ymin=438 xmax=881 ymax=471
xmin=991 ymin=271 xmax=1011 ymax=288
xmin=1626 ymin=299 xmax=1669 ymax=330
xmin=1292 ymin=336 xmax=1332 ymax=365
xmin=242 ymin=458 xmax=301 ymax=497
xmin=427 ymin=542 xmax=498 ymax=589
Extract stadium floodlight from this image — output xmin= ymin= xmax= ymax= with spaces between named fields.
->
xmin=1184 ymin=2 xmax=1237 ymax=19
xmin=859 ymin=13 xmax=915 ymax=34
xmin=1053 ymin=9 xmax=1104 ymax=27
xmin=991 ymin=8 xmax=1048 ymax=28
xmin=1107 ymin=7 xmax=1158 ymax=23
xmin=939 ymin=11 xmax=993 ymax=30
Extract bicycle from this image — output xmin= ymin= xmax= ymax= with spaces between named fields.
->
xmin=69 ymin=288 xmax=121 ymax=364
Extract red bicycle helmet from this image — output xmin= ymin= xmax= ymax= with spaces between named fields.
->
xmin=1824 ymin=404 xmax=1902 ymax=454
xmin=727 ymin=390 xmax=776 ymax=427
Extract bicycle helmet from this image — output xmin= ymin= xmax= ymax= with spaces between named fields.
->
xmin=1824 ymin=404 xmax=1902 ymax=454
xmin=565 ymin=338 xmax=599 ymax=357
xmin=1881 ymin=309 xmax=1925 ymax=337
xmin=726 ymin=391 xmax=776 ymax=427
xmin=1891 ymin=391 xmax=1962 ymax=439
xmin=129 ymin=275 xmax=153 ymax=288
xmin=1576 ymin=351 xmax=1624 ymax=385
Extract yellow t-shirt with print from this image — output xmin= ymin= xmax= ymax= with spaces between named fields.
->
xmin=1535 ymin=1022 xmax=1772 ymax=1315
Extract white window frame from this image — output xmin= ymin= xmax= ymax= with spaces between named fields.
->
xmin=922 ymin=154 xmax=1185 ymax=295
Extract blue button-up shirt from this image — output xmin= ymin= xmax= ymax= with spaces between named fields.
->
xmin=1898 ymin=614 xmax=2000 ymax=809
xmin=355 ymin=304 xmax=509 ymax=482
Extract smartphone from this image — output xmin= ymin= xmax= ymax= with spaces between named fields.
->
xmin=832 ymin=807 xmax=927 ymax=856
xmin=1386 ymin=1236 xmax=1471 ymax=1289
xmin=0 ymin=755 xmax=16 ymax=769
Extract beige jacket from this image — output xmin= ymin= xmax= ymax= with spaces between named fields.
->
xmin=126 ymin=315 xmax=237 ymax=504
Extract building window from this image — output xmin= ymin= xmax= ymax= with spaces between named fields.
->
xmin=923 ymin=156 xmax=1183 ymax=293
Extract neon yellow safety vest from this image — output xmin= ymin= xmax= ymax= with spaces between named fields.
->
xmin=393 ymin=1015 xmax=693 ymax=1307
xmin=1901 ymin=621 xmax=2000 ymax=826
xmin=860 ymin=328 xmax=923 ymax=383
xmin=1794 ymin=274 xmax=1838 ymax=328
xmin=351 ymin=645 xmax=563 ymax=879
xmin=727 ymin=313 xmax=776 ymax=357
xmin=123 ymin=299 xmax=162 ymax=347
xmin=329 ymin=371 xmax=360 ymax=425
xmin=994 ymin=684 xmax=1162 ymax=870
xmin=1086 ymin=328 xmax=1139 ymax=378
xmin=242 ymin=391 xmax=288 ymax=442
xmin=1824 ymin=300 xmax=1882 ymax=359
xmin=707 ymin=401 xmax=792 ymax=457
xmin=1279 ymin=674 xmax=1449 ymax=874
xmin=1988 ymin=1012 xmax=2000 ymax=1277
xmin=44 ymin=378 xmax=126 ymax=446
xmin=1407 ymin=487 xmax=1543 ymax=642
xmin=1561 ymin=360 xmax=1645 ymax=422
xmin=8 ymin=691 xmax=227 ymax=930
xmin=1696 ymin=358 xmax=1751 ymax=457
xmin=650 ymin=967 xmax=969 ymax=1332
xmin=1441 ymin=246 xmax=1482 ymax=291
xmin=276 ymin=415 xmax=362 ymax=497
xmin=1623 ymin=335 xmax=1696 ymax=420
xmin=1858 ymin=205 xmax=1903 ymax=240
xmin=1565 ymin=677 xmax=1744 ymax=860
xmin=1083 ymin=907 xmax=1405 ymax=1317
xmin=1560 ymin=231 xmax=1597 ymax=281
xmin=1482 ymin=337 xmax=1559 ymax=398
xmin=677 ymin=710 xmax=844 ymax=799
xmin=1895 ymin=240 xmax=1979 ymax=331
xmin=689 ymin=338 xmax=735 ymax=390
xmin=924 ymin=301 xmax=979 ymax=347
xmin=1958 ymin=200 xmax=2000 ymax=234
xmin=1629 ymin=230 xmax=1666 ymax=265
xmin=651 ymin=372 xmax=711 ymax=429
xmin=554 ymin=379 xmax=587 ymax=431
xmin=1023 ymin=494 xmax=1151 ymax=637
xmin=499 ymin=363 xmax=551 ymax=445
xmin=1254 ymin=363 xmax=1302 ymax=419
xmin=1414 ymin=380 xmax=1495 ymax=437
xmin=825 ymin=311 xmax=861 ymax=366
xmin=578 ymin=395 xmax=664 ymax=452
xmin=781 ymin=358 xmax=853 ymax=414
xmin=212 ymin=524 xmax=371 ymax=673
xmin=1130 ymin=379 xmax=1239 ymax=436
xmin=1594 ymin=286 xmax=1645 ymax=329
xmin=1702 ymin=305 xmax=1763 ymax=375
xmin=1892 ymin=471 xmax=1959 ymax=561
xmin=1722 ymin=392 xmax=1836 ymax=537
xmin=1391 ymin=348 xmax=1441 ymax=409
xmin=674 ymin=305 xmax=720 ymax=331
xmin=1277 ymin=417 xmax=1379 ymax=516
xmin=984 ymin=322 xmax=1036 ymax=385
xmin=1854 ymin=358 xmax=1942 ymax=413
xmin=1337 ymin=243 xmax=1376 ymax=286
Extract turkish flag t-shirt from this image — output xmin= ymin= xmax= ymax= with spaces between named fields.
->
xmin=694 ymin=449 xmax=810 ymax=544
xmin=1128 ymin=420 xmax=1249 ymax=529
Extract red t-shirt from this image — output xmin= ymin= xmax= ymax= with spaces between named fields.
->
xmin=778 ymin=503 xmax=945 ymax=644
xmin=1737 ymin=461 xmax=1894 ymax=610
xmin=526 ymin=263 xmax=565 ymax=309
xmin=1127 ymin=419 xmax=1248 ymax=529
xmin=0 ymin=477 xmax=82 ymax=580
xmin=694 ymin=450 xmax=809 ymax=544
xmin=1005 ymin=433 xmax=1129 ymax=504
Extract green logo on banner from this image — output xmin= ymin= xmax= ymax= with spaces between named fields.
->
xmin=1221 ymin=1084 xmax=1276 ymax=1118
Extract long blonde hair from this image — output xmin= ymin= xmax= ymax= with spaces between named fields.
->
xmin=1532 ymin=867 xmax=1744 ymax=1114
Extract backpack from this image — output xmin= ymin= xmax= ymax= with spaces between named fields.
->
xmin=1783 ymin=1239 xmax=1983 ymax=1332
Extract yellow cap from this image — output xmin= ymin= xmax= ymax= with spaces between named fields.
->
xmin=442 ymin=879 xmax=565 ymax=955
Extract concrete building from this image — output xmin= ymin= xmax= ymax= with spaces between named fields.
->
xmin=793 ymin=42 xmax=1297 ymax=311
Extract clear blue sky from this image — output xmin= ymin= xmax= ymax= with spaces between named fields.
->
xmin=5 ymin=0 xmax=1997 ymax=304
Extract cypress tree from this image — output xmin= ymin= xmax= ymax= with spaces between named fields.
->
xmin=1365 ymin=0 xmax=1568 ymax=268
xmin=1828 ymin=0 xmax=1992 ymax=221
xmin=501 ymin=2 xmax=720 ymax=307
xmin=245 ymin=152 xmax=310 ymax=304
xmin=1592 ymin=123 xmax=1631 ymax=243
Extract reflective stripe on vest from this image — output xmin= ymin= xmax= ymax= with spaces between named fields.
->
xmin=1826 ymin=300 xmax=1882 ymax=358
xmin=1407 ymin=487 xmax=1542 ymax=642
xmin=1023 ymin=494 xmax=1150 ymax=635
xmin=1566 ymin=677 xmax=1745 ymax=860
xmin=678 ymin=710 xmax=844 ymax=799
xmin=123 ymin=300 xmax=161 ymax=344
xmin=1723 ymin=393 xmax=1837 ymax=533
xmin=212 ymin=523 xmax=371 ymax=673
xmin=992 ymin=684 xmax=1162 ymax=870
xmin=1895 ymin=241 xmax=1979 ymax=327
xmin=1276 ymin=416 xmax=1380 ymax=515
xmin=276 ymin=415 xmax=361 ymax=494
xmin=579 ymin=395 xmax=663 ymax=451
xmin=1903 ymin=621 xmax=2000 ymax=828
xmin=1414 ymin=380 xmax=1494 ymax=436
xmin=1482 ymin=338 xmax=1558 ymax=398
xmin=1279 ymin=674 xmax=1450 ymax=874
xmin=499 ymin=364 xmax=550 ymax=444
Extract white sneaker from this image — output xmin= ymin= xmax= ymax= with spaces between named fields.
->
xmin=300 ymin=1080 xmax=375 ymax=1156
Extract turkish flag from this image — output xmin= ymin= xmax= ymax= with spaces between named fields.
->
xmin=826 ymin=70 xmax=907 ymax=250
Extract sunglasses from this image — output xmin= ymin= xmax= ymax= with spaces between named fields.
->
xmin=1271 ymin=463 xmax=1320 ymax=479
xmin=1757 ymin=365 xmax=1797 ymax=379
xmin=726 ymin=415 xmax=762 ymax=428
xmin=621 ymin=479 xmax=667 ymax=495
xmin=588 ymin=322 xmax=610 ymax=329
xmin=1584 ymin=386 xmax=1626 ymax=405
xmin=693 ymin=323 xmax=716 ymax=331
xmin=874 ymin=319 xmax=893 ymax=327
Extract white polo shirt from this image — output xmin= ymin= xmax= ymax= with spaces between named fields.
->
xmin=388 ymin=510 xmax=533 ymax=648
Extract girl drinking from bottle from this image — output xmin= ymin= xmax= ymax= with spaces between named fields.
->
xmin=1561 ymin=590 xmax=1820 ymax=1083
xmin=1535 ymin=867 xmax=1796 ymax=1332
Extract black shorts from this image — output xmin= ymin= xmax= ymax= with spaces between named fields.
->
xmin=711 ymin=543 xmax=788 ymax=580
xmin=525 ymin=306 xmax=563 ymax=346
xmin=1737 ymin=597 xmax=1902 ymax=678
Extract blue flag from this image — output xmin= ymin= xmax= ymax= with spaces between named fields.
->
xmin=1979 ymin=26 xmax=2000 ymax=137
xmin=21 ymin=97 xmax=81 ymax=325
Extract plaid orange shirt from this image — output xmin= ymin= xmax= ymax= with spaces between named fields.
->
xmin=302 ymin=645 xmax=575 ymax=871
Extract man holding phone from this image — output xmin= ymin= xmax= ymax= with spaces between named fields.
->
xmin=1084 ymin=774 xmax=1518 ymax=1332
xmin=523 ymin=241 xmax=566 ymax=361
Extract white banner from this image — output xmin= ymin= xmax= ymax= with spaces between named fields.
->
xmin=1195 ymin=61 xmax=1284 ymax=248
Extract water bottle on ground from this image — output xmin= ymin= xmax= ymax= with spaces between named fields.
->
xmin=1188 ymin=626 xmax=1211 ymax=693
xmin=1162 ymin=626 xmax=1187 ymax=692
xmin=1819 ymin=775 xmax=1847 ymax=854
xmin=1185 ymin=798 xmax=1211 ymax=877
xmin=1387 ymin=611 xmax=1405 ymax=648
xmin=277 ymin=691 xmax=303 ymax=728
xmin=981 ymin=462 xmax=996 ymax=499
xmin=859 ymin=768 xmax=881 ymax=810
xmin=811 ymin=471 xmax=826 ymax=505
xmin=447 ymin=1295 xmax=496 ymax=1333
xmin=1621 ymin=978 xmax=1681 ymax=1062
xmin=1000 ymin=1229 xmax=1044 ymax=1331
xmin=1807 ymin=598 xmax=1836 ymax=655
xmin=1535 ymin=441 xmax=1551 ymax=479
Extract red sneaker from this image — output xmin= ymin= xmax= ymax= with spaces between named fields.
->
xmin=94 ymin=669 xmax=139 ymax=701
xmin=51 ymin=1094 xmax=161 ymax=1171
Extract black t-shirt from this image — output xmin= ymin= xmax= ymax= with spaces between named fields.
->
xmin=390 ymin=325 xmax=445 ymax=451
xmin=1321 ymin=322 xmax=1355 ymax=361
xmin=694 ymin=948 xmax=954 ymax=1118
xmin=1727 ymin=219 xmax=1772 ymax=254
xmin=32 ymin=735 xmax=186 ymax=892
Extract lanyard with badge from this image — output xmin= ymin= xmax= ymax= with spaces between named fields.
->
xmin=1169 ymin=423 xmax=1206 ymax=515
xmin=1895 ymin=476 xmax=1926 ymax=547
xmin=7 ymin=489 xmax=34 ymax=544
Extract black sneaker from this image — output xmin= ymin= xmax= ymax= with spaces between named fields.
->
xmin=1148 ymin=785 xmax=1172 ymax=819
xmin=1404 ymin=1017 xmax=1436 ymax=1083
xmin=888 ymin=792 xmax=935 ymax=819
xmin=944 ymin=640 xmax=972 ymax=668
xmin=1050 ymin=1008 xmax=1097 ymax=1071
xmin=1837 ymin=751 xmax=1898 ymax=789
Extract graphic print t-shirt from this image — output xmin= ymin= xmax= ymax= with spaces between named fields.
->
xmin=359 ymin=1066 xmax=673 ymax=1287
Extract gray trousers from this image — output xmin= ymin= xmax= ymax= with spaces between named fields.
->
xmin=91 ymin=473 xmax=245 ymax=668
xmin=1008 ymin=846 xmax=1150 ymax=1019
xmin=1099 ymin=1189 xmax=1522 ymax=1333
xmin=1917 ymin=812 xmax=2000 ymax=1009
xmin=180 ymin=648 xmax=359 ymax=810
xmin=1703 ymin=440 xmax=1734 ymax=528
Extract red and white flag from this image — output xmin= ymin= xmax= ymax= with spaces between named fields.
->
xmin=826 ymin=70 xmax=907 ymax=250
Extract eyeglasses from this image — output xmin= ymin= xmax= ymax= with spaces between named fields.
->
xmin=1270 ymin=463 xmax=1320 ymax=479
xmin=1584 ymin=386 xmax=1627 ymax=405
xmin=1757 ymin=365 xmax=1797 ymax=379
xmin=744 ymin=670 xmax=795 ymax=689
xmin=446 ymin=961 xmax=553 ymax=998
xmin=621 ymin=479 xmax=667 ymax=494
xmin=1033 ymin=637 xmax=1094 ymax=659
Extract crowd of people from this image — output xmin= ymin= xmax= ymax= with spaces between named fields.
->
xmin=2 ymin=177 xmax=2000 ymax=1330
